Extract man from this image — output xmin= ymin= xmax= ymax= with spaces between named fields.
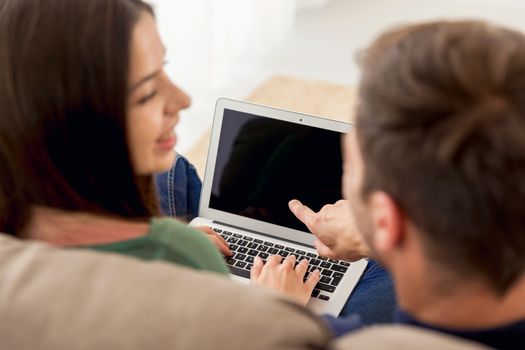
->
xmin=252 ymin=20 xmax=525 ymax=349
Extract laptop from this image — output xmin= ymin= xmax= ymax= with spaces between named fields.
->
xmin=190 ymin=98 xmax=367 ymax=316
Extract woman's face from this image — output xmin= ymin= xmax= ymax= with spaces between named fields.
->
xmin=127 ymin=12 xmax=191 ymax=175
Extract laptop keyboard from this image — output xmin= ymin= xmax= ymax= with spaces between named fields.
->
xmin=212 ymin=227 xmax=351 ymax=301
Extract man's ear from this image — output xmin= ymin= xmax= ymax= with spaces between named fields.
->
xmin=368 ymin=192 xmax=404 ymax=253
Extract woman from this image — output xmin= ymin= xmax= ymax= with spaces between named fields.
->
xmin=0 ymin=0 xmax=232 ymax=273
xmin=0 ymin=0 xmax=320 ymax=305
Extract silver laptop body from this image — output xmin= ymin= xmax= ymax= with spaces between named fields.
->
xmin=191 ymin=98 xmax=367 ymax=316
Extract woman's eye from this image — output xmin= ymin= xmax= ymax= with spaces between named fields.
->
xmin=137 ymin=90 xmax=157 ymax=105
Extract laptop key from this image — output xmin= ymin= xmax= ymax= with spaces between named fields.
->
xmin=229 ymin=244 xmax=239 ymax=251
xmin=225 ymin=257 xmax=236 ymax=265
xmin=246 ymin=263 xmax=253 ymax=270
xmin=316 ymin=282 xmax=336 ymax=293
xmin=285 ymin=247 xmax=295 ymax=252
xmin=340 ymin=261 xmax=351 ymax=267
xmin=279 ymin=251 xmax=289 ymax=257
xmin=227 ymin=237 xmax=238 ymax=244
xmin=311 ymin=289 xmax=321 ymax=298
xmin=258 ymin=246 xmax=269 ymax=253
xmin=254 ymin=239 xmax=263 ymax=244
xmin=268 ymin=248 xmax=279 ymax=255
xmin=247 ymin=242 xmax=258 ymax=249
xmin=321 ymin=269 xmax=333 ymax=277
xmin=229 ymin=265 xmax=250 ymax=278
xmin=332 ymin=265 xmax=348 ymax=273
xmin=235 ymin=261 xmax=247 ymax=269
xmin=331 ymin=277 xmax=342 ymax=286
xmin=258 ymin=252 xmax=269 ymax=259
xmin=235 ymin=253 xmax=247 ymax=261
xmin=237 ymin=240 xmax=248 ymax=247
xmin=274 ymin=244 xmax=285 ymax=249
xmin=318 ymin=256 xmax=328 ymax=261
xmin=319 ymin=295 xmax=330 ymax=301
xmin=264 ymin=242 xmax=274 ymax=246
xmin=246 ymin=256 xmax=254 ymax=263
xmin=333 ymin=272 xmax=344 ymax=279
xmin=296 ymin=250 xmax=306 ymax=255
xmin=233 ymin=233 xmax=242 ymax=238
xmin=310 ymin=259 xmax=321 ymax=266
xmin=307 ymin=252 xmax=316 ymax=258
xmin=320 ymin=261 xmax=331 ymax=269
xmin=328 ymin=259 xmax=339 ymax=264
xmin=248 ymin=249 xmax=258 ymax=256
xmin=244 ymin=236 xmax=253 ymax=241
xmin=213 ymin=228 xmax=223 ymax=233
xmin=238 ymin=247 xmax=248 ymax=254
xmin=320 ymin=276 xmax=331 ymax=284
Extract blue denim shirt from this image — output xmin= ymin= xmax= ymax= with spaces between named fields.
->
xmin=155 ymin=154 xmax=201 ymax=220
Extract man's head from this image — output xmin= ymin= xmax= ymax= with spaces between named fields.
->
xmin=344 ymin=21 xmax=525 ymax=296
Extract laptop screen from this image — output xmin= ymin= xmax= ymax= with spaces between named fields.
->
xmin=209 ymin=108 xmax=344 ymax=232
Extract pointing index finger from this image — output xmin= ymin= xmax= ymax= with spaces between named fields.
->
xmin=288 ymin=199 xmax=317 ymax=229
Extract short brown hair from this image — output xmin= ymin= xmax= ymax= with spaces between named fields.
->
xmin=357 ymin=21 xmax=525 ymax=294
xmin=0 ymin=0 xmax=156 ymax=234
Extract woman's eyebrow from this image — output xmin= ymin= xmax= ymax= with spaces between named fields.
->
xmin=128 ymin=53 xmax=168 ymax=92
xmin=129 ymin=69 xmax=161 ymax=92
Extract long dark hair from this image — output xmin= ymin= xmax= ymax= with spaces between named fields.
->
xmin=0 ymin=0 xmax=157 ymax=234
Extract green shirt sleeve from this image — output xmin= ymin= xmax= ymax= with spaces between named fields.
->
xmin=84 ymin=218 xmax=229 ymax=276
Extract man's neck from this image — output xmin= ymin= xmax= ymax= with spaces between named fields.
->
xmin=395 ymin=266 xmax=525 ymax=330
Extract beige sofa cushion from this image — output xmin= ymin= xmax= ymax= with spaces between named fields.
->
xmin=334 ymin=325 xmax=492 ymax=350
xmin=0 ymin=234 xmax=491 ymax=350
xmin=0 ymin=234 xmax=330 ymax=350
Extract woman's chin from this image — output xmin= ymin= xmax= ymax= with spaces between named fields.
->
xmin=158 ymin=151 xmax=177 ymax=173
xmin=135 ymin=151 xmax=177 ymax=175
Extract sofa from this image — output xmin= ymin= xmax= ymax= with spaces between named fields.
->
xmin=0 ymin=234 xmax=490 ymax=349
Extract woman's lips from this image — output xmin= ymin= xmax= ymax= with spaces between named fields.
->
xmin=156 ymin=132 xmax=177 ymax=150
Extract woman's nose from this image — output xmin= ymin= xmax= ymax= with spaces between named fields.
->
xmin=164 ymin=78 xmax=191 ymax=116
xmin=173 ymin=84 xmax=191 ymax=110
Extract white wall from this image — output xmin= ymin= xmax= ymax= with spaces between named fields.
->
xmin=148 ymin=0 xmax=525 ymax=153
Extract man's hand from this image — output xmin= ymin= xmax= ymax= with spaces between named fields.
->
xmin=194 ymin=226 xmax=233 ymax=256
xmin=250 ymin=255 xmax=320 ymax=306
xmin=288 ymin=199 xmax=370 ymax=261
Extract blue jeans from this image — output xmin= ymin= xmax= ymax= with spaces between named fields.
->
xmin=340 ymin=260 xmax=396 ymax=324
xmin=155 ymin=154 xmax=201 ymax=220
xmin=155 ymin=156 xmax=397 ymax=325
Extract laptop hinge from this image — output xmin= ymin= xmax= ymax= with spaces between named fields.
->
xmin=213 ymin=221 xmax=314 ymax=249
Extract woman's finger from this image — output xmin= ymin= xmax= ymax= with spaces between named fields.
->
xmin=197 ymin=226 xmax=231 ymax=248
xmin=210 ymin=236 xmax=232 ymax=256
xmin=295 ymin=259 xmax=309 ymax=278
xmin=305 ymin=269 xmax=321 ymax=290
xmin=250 ymin=256 xmax=264 ymax=281
xmin=281 ymin=255 xmax=296 ymax=271
xmin=266 ymin=254 xmax=283 ymax=267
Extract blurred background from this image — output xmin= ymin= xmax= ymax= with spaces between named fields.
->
xmin=148 ymin=0 xmax=525 ymax=153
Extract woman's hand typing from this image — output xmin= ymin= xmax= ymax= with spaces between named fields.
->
xmin=250 ymin=255 xmax=320 ymax=306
